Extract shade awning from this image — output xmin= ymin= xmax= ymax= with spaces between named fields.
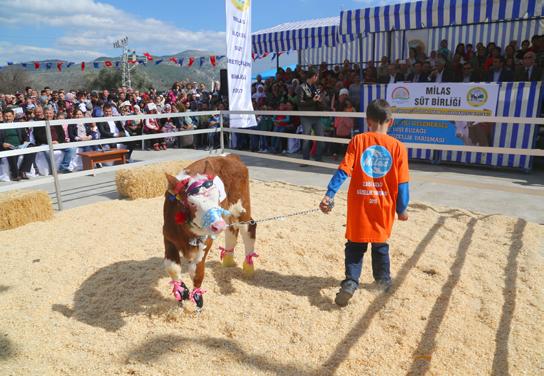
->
xmin=339 ymin=0 xmax=544 ymax=35
xmin=252 ymin=17 xmax=354 ymax=54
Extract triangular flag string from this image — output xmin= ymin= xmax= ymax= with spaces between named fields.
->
xmin=0 ymin=50 xmax=248 ymax=70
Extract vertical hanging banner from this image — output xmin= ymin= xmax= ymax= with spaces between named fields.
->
xmin=225 ymin=0 xmax=256 ymax=128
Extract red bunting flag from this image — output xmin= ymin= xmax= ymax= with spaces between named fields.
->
xmin=188 ymin=56 xmax=195 ymax=67
xmin=143 ymin=52 xmax=153 ymax=61
xmin=168 ymin=57 xmax=178 ymax=64
xmin=34 ymin=61 xmax=40 ymax=70
xmin=261 ymin=52 xmax=269 ymax=59
xmin=56 ymin=62 xmax=63 ymax=72
xmin=209 ymin=56 xmax=216 ymax=67
xmin=104 ymin=60 xmax=113 ymax=68
xmin=81 ymin=62 xmax=85 ymax=71
xmin=252 ymin=52 xmax=256 ymax=61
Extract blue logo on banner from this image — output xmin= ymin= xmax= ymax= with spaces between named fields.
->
xmin=361 ymin=145 xmax=392 ymax=178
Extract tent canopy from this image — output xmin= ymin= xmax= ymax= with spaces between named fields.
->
xmin=339 ymin=0 xmax=544 ymax=35
xmin=252 ymin=17 xmax=354 ymax=55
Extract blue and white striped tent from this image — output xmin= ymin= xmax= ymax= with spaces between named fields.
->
xmin=339 ymin=0 xmax=544 ymax=34
xmin=338 ymin=0 xmax=543 ymax=63
xmin=359 ymin=82 xmax=543 ymax=170
xmin=252 ymin=17 xmax=363 ymax=66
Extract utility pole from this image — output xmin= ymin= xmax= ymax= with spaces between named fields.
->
xmin=113 ymin=36 xmax=135 ymax=89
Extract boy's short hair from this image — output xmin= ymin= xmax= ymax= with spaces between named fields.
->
xmin=366 ymin=99 xmax=392 ymax=124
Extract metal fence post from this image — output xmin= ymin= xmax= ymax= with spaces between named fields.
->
xmin=44 ymin=119 xmax=63 ymax=211
xmin=219 ymin=112 xmax=225 ymax=154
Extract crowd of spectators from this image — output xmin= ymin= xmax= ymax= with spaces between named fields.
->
xmin=1 ymin=34 xmax=543 ymax=181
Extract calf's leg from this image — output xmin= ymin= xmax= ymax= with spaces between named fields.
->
xmin=240 ymin=221 xmax=258 ymax=277
xmin=221 ymin=226 xmax=238 ymax=267
xmin=164 ymin=240 xmax=189 ymax=303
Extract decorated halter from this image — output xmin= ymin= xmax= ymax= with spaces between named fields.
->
xmin=168 ymin=175 xmax=230 ymax=226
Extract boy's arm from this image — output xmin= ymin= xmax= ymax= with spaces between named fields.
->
xmin=396 ymin=144 xmax=410 ymax=220
xmin=320 ymin=138 xmax=357 ymax=213
xmin=396 ymin=182 xmax=409 ymax=220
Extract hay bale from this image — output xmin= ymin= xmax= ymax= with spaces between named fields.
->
xmin=0 ymin=190 xmax=53 ymax=231
xmin=116 ymin=160 xmax=194 ymax=199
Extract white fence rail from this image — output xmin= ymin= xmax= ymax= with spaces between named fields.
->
xmin=1 ymin=110 xmax=543 ymax=209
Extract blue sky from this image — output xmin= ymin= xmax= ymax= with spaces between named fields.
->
xmin=0 ymin=0 xmax=411 ymax=63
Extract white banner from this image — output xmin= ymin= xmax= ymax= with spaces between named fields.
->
xmin=387 ymin=83 xmax=499 ymax=146
xmin=225 ymin=0 xmax=257 ymax=128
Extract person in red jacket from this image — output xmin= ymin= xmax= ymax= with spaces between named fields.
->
xmin=320 ymin=99 xmax=410 ymax=307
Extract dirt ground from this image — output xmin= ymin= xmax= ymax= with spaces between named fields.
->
xmin=0 ymin=180 xmax=543 ymax=375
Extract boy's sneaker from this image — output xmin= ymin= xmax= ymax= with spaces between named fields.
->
xmin=335 ymin=279 xmax=358 ymax=307
xmin=375 ymin=279 xmax=392 ymax=293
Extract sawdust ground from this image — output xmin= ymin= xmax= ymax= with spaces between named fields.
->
xmin=0 ymin=180 xmax=543 ymax=375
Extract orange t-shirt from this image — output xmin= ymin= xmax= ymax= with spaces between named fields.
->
xmin=338 ymin=132 xmax=409 ymax=243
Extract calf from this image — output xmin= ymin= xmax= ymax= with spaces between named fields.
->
xmin=163 ymin=154 xmax=257 ymax=310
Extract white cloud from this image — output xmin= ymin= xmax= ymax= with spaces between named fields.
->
xmin=0 ymin=0 xmax=226 ymax=62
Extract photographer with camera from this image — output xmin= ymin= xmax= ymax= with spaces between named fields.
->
xmin=298 ymin=69 xmax=324 ymax=163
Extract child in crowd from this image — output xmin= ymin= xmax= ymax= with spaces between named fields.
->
xmin=332 ymin=99 xmax=355 ymax=159
xmin=271 ymin=102 xmax=291 ymax=154
xmin=320 ymin=99 xmax=410 ymax=307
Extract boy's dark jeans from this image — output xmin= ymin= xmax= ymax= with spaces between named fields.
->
xmin=344 ymin=241 xmax=391 ymax=287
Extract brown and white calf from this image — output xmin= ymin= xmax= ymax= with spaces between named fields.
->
xmin=163 ymin=154 xmax=257 ymax=310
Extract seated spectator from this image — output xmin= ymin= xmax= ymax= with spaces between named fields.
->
xmin=68 ymin=108 xmax=92 ymax=146
xmin=487 ymin=56 xmax=514 ymax=83
xmin=0 ymin=108 xmax=35 ymax=180
xmin=460 ymin=62 xmax=482 ymax=82
xmin=97 ymin=104 xmax=122 ymax=149
xmin=378 ymin=64 xmax=403 ymax=83
xmin=515 ymin=51 xmax=543 ymax=81
xmin=407 ymin=62 xmax=428 ymax=82
xmin=428 ymin=58 xmax=455 ymax=83
xmin=33 ymin=106 xmax=75 ymax=174
xmin=143 ymin=102 xmax=164 ymax=151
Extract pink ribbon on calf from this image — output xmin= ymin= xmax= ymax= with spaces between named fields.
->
xmin=244 ymin=252 xmax=259 ymax=265
xmin=219 ymin=246 xmax=234 ymax=261
xmin=169 ymin=280 xmax=184 ymax=302
xmin=190 ymin=288 xmax=207 ymax=304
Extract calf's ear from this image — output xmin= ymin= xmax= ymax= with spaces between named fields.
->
xmin=204 ymin=160 xmax=216 ymax=178
xmin=165 ymin=173 xmax=179 ymax=193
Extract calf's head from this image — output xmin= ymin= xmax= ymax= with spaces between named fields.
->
xmin=166 ymin=169 xmax=228 ymax=236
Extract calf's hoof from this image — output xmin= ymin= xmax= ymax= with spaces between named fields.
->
xmin=242 ymin=261 xmax=255 ymax=277
xmin=221 ymin=254 xmax=237 ymax=268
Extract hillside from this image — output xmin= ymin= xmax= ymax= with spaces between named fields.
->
xmin=2 ymin=50 xmax=226 ymax=92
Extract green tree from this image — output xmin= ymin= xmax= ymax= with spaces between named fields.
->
xmin=0 ymin=67 xmax=32 ymax=93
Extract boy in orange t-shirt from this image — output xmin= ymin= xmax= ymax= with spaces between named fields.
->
xmin=320 ymin=99 xmax=409 ymax=307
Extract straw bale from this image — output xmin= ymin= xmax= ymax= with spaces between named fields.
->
xmin=116 ymin=160 xmax=193 ymax=199
xmin=0 ymin=190 xmax=53 ymax=230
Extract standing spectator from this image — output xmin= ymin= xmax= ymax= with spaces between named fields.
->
xmin=516 ymin=40 xmax=531 ymax=60
xmin=438 ymin=39 xmax=452 ymax=61
xmin=298 ymin=69 xmax=324 ymax=162
xmin=332 ymin=100 xmax=355 ymax=159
